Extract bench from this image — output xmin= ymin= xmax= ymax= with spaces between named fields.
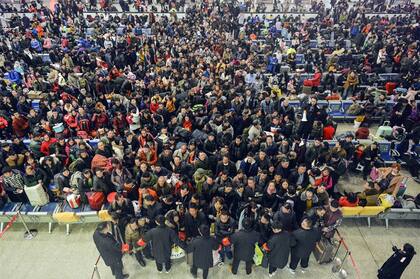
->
xmin=378 ymin=208 xmax=420 ymax=229
xmin=341 ymin=206 xmax=387 ymax=227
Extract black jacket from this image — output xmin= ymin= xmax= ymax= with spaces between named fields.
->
xmin=273 ymin=210 xmax=299 ymax=232
xmin=184 ymin=211 xmax=208 ymax=239
xmin=378 ymin=248 xmax=415 ymax=279
xmin=93 ymin=230 xmax=122 ymax=267
xmin=291 ymin=227 xmax=321 ymax=258
xmin=289 ymin=170 xmax=310 ymax=188
xmin=231 ymin=229 xmax=260 ymax=261
xmin=187 ymin=235 xmax=219 ymax=269
xmin=267 ymin=231 xmax=295 ymax=268
xmin=144 ymin=224 xmax=185 ymax=264
xmin=215 ymin=217 xmax=237 ymax=242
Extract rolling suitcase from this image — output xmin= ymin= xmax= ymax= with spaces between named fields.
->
xmin=24 ymin=183 xmax=49 ymax=206
xmin=313 ymin=238 xmax=335 ymax=264
xmin=86 ymin=192 xmax=105 ymax=210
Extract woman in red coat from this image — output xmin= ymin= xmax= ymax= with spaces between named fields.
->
xmin=303 ymin=67 xmax=322 ymax=87
xmin=40 ymin=134 xmax=58 ymax=156
xmin=12 ymin=112 xmax=29 ymax=138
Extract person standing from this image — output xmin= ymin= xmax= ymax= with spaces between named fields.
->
xmin=288 ymin=218 xmax=321 ymax=274
xmin=378 ymin=244 xmax=416 ymax=279
xmin=265 ymin=221 xmax=295 ymax=277
xmin=230 ymin=218 xmax=260 ymax=275
xmin=92 ymin=222 xmax=128 ymax=279
xmin=143 ymin=215 xmax=185 ymax=273
xmin=187 ymin=225 xmax=220 ymax=279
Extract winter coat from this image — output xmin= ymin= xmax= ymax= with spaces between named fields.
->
xmin=187 ymin=235 xmax=219 ymax=269
xmin=231 ymin=229 xmax=260 ymax=261
xmin=291 ymin=227 xmax=321 ymax=258
xmin=267 ymin=231 xmax=296 ymax=268
xmin=215 ymin=217 xmax=237 ymax=241
xmin=378 ymin=248 xmax=415 ymax=279
xmin=93 ymin=230 xmax=122 ymax=266
xmin=143 ymin=224 xmax=185 ymax=264
xmin=184 ymin=211 xmax=208 ymax=239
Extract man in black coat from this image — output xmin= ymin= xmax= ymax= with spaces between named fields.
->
xmin=187 ymin=225 xmax=220 ymax=279
xmin=143 ymin=215 xmax=186 ymax=273
xmin=184 ymin=203 xmax=208 ymax=240
xmin=288 ymin=164 xmax=310 ymax=188
xmin=266 ymin=221 xmax=296 ymax=277
xmin=378 ymin=243 xmax=416 ymax=279
xmin=93 ymin=222 xmax=128 ymax=279
xmin=230 ymin=218 xmax=260 ymax=275
xmin=288 ymin=218 xmax=321 ymax=274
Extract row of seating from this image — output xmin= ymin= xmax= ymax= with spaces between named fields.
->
xmin=342 ymin=206 xmax=420 ymax=229
xmin=30 ymin=99 xmax=411 ymax=121
xmin=2 ymin=202 xmax=418 ymax=236
xmin=0 ymin=201 xmax=114 ymax=235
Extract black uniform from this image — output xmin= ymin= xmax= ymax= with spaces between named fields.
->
xmin=230 ymin=228 xmax=260 ymax=275
xmin=93 ymin=230 xmax=124 ymax=279
xmin=378 ymin=248 xmax=415 ymax=279
xmin=187 ymin=235 xmax=219 ymax=279
xmin=143 ymin=223 xmax=185 ymax=272
xmin=289 ymin=227 xmax=321 ymax=270
xmin=267 ymin=231 xmax=296 ymax=273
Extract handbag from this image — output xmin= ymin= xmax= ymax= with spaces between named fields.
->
xmin=67 ymin=193 xmax=81 ymax=209
xmin=253 ymin=243 xmax=264 ymax=266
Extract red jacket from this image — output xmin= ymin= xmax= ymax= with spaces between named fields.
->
xmin=323 ymin=126 xmax=336 ymax=140
xmin=40 ymin=138 xmax=58 ymax=156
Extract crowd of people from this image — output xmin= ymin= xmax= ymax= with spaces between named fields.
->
xmin=0 ymin=0 xmax=419 ymax=278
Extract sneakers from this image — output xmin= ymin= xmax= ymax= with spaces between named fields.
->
xmin=288 ymin=267 xmax=296 ymax=275
xmin=268 ymin=271 xmax=277 ymax=277
xmin=301 ymin=267 xmax=308 ymax=274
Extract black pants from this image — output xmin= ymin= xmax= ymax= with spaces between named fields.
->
xmin=269 ymin=265 xmax=277 ymax=274
xmin=109 ymin=259 xmax=124 ymax=279
xmin=135 ymin=251 xmax=144 ymax=264
xmin=231 ymin=257 xmax=252 ymax=275
xmin=156 ymin=259 xmax=171 ymax=272
xmin=191 ymin=265 xmax=209 ymax=279
xmin=289 ymin=252 xmax=310 ymax=270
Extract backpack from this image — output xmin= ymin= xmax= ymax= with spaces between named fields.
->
xmin=69 ymin=171 xmax=83 ymax=189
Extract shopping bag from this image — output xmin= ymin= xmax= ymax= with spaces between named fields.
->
xmin=67 ymin=194 xmax=81 ymax=209
xmin=253 ymin=243 xmax=263 ymax=266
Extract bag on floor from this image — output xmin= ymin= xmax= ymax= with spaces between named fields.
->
xmin=313 ymin=238 xmax=335 ymax=264
xmin=67 ymin=193 xmax=81 ymax=209
xmin=86 ymin=191 xmax=105 ymax=210
xmin=24 ymin=183 xmax=49 ymax=206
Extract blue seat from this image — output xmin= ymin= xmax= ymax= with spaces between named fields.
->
xmin=0 ymin=202 xmax=21 ymax=215
xmin=63 ymin=203 xmax=85 ymax=213
xmin=0 ymin=202 xmax=22 ymax=232
xmin=378 ymin=73 xmax=400 ymax=82
xmin=309 ymin=40 xmax=318 ymax=48
xmin=379 ymin=142 xmax=395 ymax=163
xmin=38 ymin=202 xmax=60 ymax=213
xmin=288 ymin=101 xmax=301 ymax=109
xmin=31 ymin=99 xmax=40 ymax=111
xmin=20 ymin=203 xmax=38 ymax=214
xmin=317 ymin=100 xmax=328 ymax=108
xmin=328 ymin=101 xmax=345 ymax=118
xmin=296 ymin=54 xmax=305 ymax=64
